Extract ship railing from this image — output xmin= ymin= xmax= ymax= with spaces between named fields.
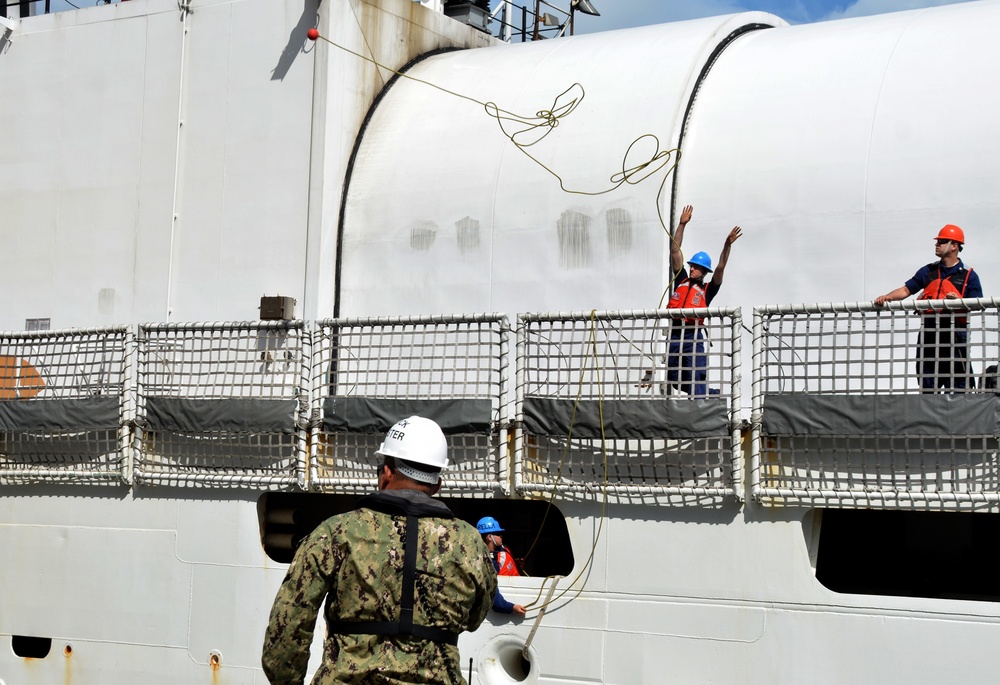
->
xmin=751 ymin=298 xmax=1000 ymax=507
xmin=2 ymin=0 xmax=50 ymax=20
xmin=132 ymin=321 xmax=308 ymax=488
xmin=308 ymin=314 xmax=511 ymax=495
xmin=1 ymin=0 xmax=131 ymax=19
xmin=0 ymin=326 xmax=132 ymax=485
xmin=514 ymin=308 xmax=743 ymax=499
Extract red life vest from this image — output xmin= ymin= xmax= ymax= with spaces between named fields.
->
xmin=495 ymin=546 xmax=520 ymax=577
xmin=668 ymin=278 xmax=707 ymax=325
xmin=919 ymin=265 xmax=972 ymax=324
xmin=919 ymin=265 xmax=972 ymax=300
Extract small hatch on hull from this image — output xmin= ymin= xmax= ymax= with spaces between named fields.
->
xmin=12 ymin=635 xmax=52 ymax=659
xmin=259 ymin=492 xmax=575 ymax=576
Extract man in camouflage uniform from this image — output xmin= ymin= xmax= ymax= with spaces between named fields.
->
xmin=262 ymin=416 xmax=497 ymax=685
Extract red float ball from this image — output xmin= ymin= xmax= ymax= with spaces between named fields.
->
xmin=307 ymin=28 xmax=320 ymax=41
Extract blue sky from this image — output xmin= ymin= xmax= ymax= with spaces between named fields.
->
xmin=37 ymin=0 xmax=978 ymax=27
xmin=572 ymin=0 xmax=977 ymax=31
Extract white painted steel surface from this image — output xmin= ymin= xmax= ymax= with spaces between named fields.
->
xmin=0 ymin=0 xmax=493 ymax=329
xmin=0 ymin=0 xmax=315 ymax=326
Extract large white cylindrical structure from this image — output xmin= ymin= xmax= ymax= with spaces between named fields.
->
xmin=340 ymin=1 xmax=1000 ymax=319
xmin=340 ymin=12 xmax=783 ymax=315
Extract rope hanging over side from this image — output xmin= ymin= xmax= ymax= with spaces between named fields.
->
xmin=306 ymin=29 xmax=680 ymax=220
xmin=305 ymin=25 xmax=685 ymax=616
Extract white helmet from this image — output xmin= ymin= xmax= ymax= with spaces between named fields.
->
xmin=375 ymin=416 xmax=448 ymax=484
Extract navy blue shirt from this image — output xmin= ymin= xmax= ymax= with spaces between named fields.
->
xmin=490 ymin=557 xmax=516 ymax=613
xmin=904 ymin=259 xmax=982 ymax=299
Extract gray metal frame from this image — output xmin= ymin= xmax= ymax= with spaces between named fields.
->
xmin=132 ymin=321 xmax=308 ymax=488
xmin=514 ymin=308 xmax=743 ymax=498
xmin=0 ymin=326 xmax=132 ymax=485
xmin=752 ymin=298 xmax=1000 ymax=506
xmin=308 ymin=314 xmax=511 ymax=494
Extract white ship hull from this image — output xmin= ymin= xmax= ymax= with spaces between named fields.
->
xmin=3 ymin=1 xmax=1000 ymax=683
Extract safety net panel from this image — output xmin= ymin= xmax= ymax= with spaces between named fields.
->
xmin=310 ymin=315 xmax=509 ymax=494
xmin=0 ymin=327 xmax=130 ymax=484
xmin=515 ymin=309 xmax=742 ymax=497
xmin=134 ymin=322 xmax=307 ymax=487
xmin=752 ymin=299 xmax=1000 ymax=505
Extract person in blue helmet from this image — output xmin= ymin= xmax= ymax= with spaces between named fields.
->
xmin=477 ymin=517 xmax=526 ymax=616
xmin=666 ymin=204 xmax=742 ymax=396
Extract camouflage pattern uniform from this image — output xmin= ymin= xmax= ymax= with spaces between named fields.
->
xmin=262 ymin=489 xmax=496 ymax=684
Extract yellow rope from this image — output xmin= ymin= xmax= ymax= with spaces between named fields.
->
xmin=523 ymin=310 xmax=609 ymax=612
xmin=310 ymin=31 xmax=681 ymax=212
xmin=309 ymin=26 xmax=689 ymax=616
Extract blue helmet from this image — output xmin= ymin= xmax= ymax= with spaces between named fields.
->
xmin=476 ymin=516 xmax=504 ymax=535
xmin=687 ymin=251 xmax=713 ymax=272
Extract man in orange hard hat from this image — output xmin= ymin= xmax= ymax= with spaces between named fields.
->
xmin=875 ymin=224 xmax=983 ymax=391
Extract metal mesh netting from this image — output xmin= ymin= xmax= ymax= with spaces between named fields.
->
xmin=753 ymin=300 xmax=1000 ymax=503
xmin=515 ymin=310 xmax=741 ymax=496
xmin=0 ymin=328 xmax=129 ymax=484
xmin=9 ymin=300 xmax=999 ymax=503
xmin=754 ymin=306 xmax=1000 ymax=395
xmin=134 ymin=323 xmax=307 ymax=487
xmin=758 ymin=434 xmax=1000 ymax=499
xmin=309 ymin=315 xmax=509 ymax=494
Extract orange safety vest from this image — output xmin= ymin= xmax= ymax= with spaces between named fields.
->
xmin=919 ymin=265 xmax=972 ymax=300
xmin=495 ymin=546 xmax=520 ymax=577
xmin=668 ymin=279 xmax=707 ymax=325
xmin=919 ymin=265 xmax=972 ymax=324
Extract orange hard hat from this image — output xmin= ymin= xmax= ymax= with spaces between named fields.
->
xmin=935 ymin=224 xmax=965 ymax=244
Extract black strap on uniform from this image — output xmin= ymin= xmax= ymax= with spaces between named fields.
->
xmin=327 ymin=496 xmax=460 ymax=646
xmin=398 ymin=513 xmax=419 ymax=636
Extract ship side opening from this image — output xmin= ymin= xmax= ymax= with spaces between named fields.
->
xmin=260 ymin=492 xmax=575 ymax=576
xmin=815 ymin=508 xmax=1000 ymax=602
xmin=11 ymin=635 xmax=52 ymax=659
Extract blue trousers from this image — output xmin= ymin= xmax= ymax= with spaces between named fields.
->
xmin=667 ymin=327 xmax=709 ymax=396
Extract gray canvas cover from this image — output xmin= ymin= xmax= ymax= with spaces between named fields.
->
xmin=144 ymin=398 xmax=298 ymax=433
xmin=0 ymin=398 xmax=120 ymax=431
xmin=322 ymin=397 xmax=492 ymax=434
xmin=762 ymin=393 xmax=1000 ymax=436
xmin=522 ymin=397 xmax=730 ymax=439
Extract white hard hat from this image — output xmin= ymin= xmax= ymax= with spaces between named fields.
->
xmin=375 ymin=416 xmax=448 ymax=483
